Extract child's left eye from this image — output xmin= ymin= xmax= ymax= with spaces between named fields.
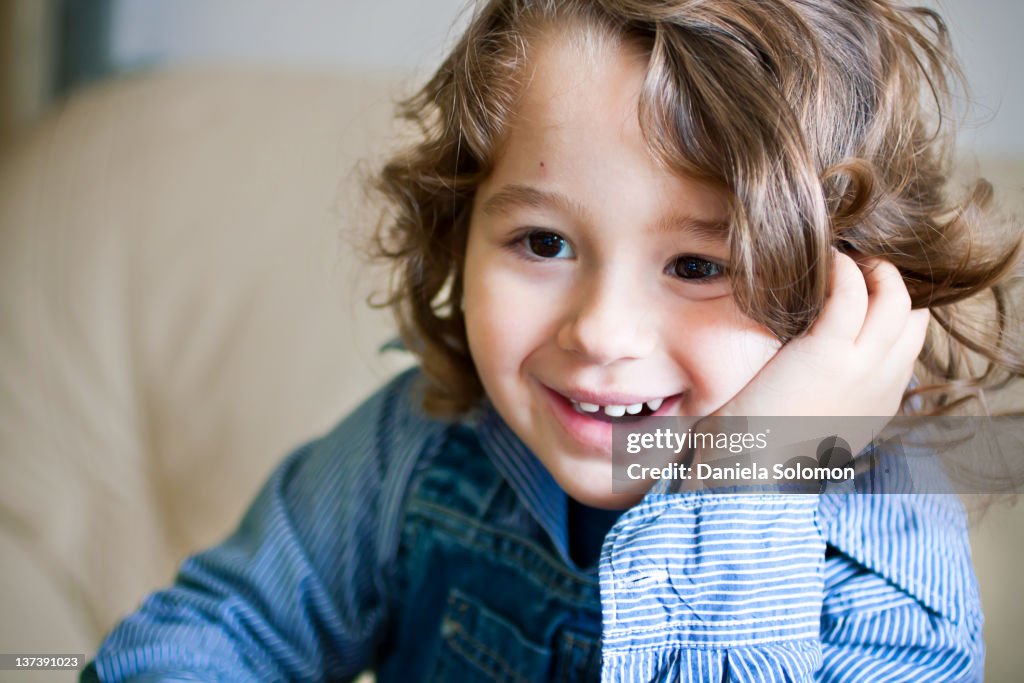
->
xmin=668 ymin=255 xmax=725 ymax=281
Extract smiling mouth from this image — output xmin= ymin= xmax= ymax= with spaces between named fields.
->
xmin=546 ymin=386 xmax=682 ymax=424
xmin=568 ymin=397 xmax=664 ymax=421
xmin=542 ymin=386 xmax=682 ymax=451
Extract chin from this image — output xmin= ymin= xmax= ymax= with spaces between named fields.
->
xmin=569 ymin=487 xmax=645 ymax=511
xmin=554 ymin=468 xmax=646 ymax=510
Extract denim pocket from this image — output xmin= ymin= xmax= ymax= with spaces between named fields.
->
xmin=430 ymin=588 xmax=552 ymax=682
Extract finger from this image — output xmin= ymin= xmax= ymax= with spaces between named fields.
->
xmin=858 ymin=308 xmax=928 ymax=417
xmin=887 ymin=307 xmax=930 ymax=374
xmin=855 ymin=258 xmax=912 ymax=349
xmin=810 ymin=249 xmax=868 ymax=341
xmin=878 ymin=308 xmax=930 ymax=405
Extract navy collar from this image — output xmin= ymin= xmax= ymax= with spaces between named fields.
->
xmin=472 ymin=404 xmax=571 ymax=564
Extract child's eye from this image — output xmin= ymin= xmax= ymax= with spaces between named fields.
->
xmin=668 ymin=255 xmax=725 ymax=281
xmin=523 ymin=230 xmax=575 ymax=259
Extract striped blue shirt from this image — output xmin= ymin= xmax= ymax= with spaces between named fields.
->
xmin=85 ymin=368 xmax=984 ymax=681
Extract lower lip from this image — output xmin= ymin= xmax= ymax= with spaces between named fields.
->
xmin=542 ymin=385 xmax=679 ymax=453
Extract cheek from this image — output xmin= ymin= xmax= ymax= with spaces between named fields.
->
xmin=670 ymin=304 xmax=780 ymax=409
xmin=462 ymin=240 xmax=551 ymax=382
xmin=463 ymin=260 xmax=510 ymax=375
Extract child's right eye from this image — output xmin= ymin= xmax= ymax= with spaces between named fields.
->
xmin=522 ymin=230 xmax=576 ymax=259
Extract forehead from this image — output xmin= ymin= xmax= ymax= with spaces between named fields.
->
xmin=484 ymin=30 xmax=730 ymax=228
xmin=510 ymin=30 xmax=646 ymax=149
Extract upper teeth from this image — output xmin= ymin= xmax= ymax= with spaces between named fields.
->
xmin=572 ymin=398 xmax=665 ymax=416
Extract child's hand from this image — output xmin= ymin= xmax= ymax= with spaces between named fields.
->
xmin=716 ymin=251 xmax=929 ymax=421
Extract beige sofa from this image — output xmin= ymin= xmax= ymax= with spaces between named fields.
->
xmin=1 ymin=69 xmax=1021 ymax=681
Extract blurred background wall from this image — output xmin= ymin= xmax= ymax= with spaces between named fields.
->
xmin=0 ymin=0 xmax=56 ymax=146
xmin=1 ymin=0 xmax=1022 ymax=159
xmin=1 ymin=0 xmax=466 ymax=146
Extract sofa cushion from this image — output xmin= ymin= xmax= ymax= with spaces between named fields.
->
xmin=0 ymin=68 xmax=413 ymax=647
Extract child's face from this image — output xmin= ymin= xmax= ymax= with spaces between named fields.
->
xmin=463 ymin=34 xmax=781 ymax=508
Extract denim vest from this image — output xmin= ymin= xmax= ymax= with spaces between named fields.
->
xmin=375 ymin=424 xmax=604 ymax=682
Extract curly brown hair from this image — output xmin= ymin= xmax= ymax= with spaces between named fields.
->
xmin=370 ymin=0 xmax=1022 ymax=419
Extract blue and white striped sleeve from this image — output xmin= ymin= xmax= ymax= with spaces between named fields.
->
xmin=815 ymin=494 xmax=984 ymax=682
xmin=598 ymin=492 xmax=984 ymax=682
xmin=84 ymin=369 xmax=444 ymax=682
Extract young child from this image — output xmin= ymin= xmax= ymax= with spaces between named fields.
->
xmin=86 ymin=0 xmax=1022 ymax=680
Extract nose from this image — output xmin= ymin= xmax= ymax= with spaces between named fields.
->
xmin=556 ymin=273 xmax=658 ymax=364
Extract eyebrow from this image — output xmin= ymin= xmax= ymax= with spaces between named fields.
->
xmin=480 ymin=183 xmax=729 ymax=244
xmin=654 ymin=213 xmax=730 ymax=244
xmin=481 ymin=184 xmax=584 ymax=220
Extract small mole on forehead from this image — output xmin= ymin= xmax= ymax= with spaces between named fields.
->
xmin=539 ymin=161 xmax=545 ymax=168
